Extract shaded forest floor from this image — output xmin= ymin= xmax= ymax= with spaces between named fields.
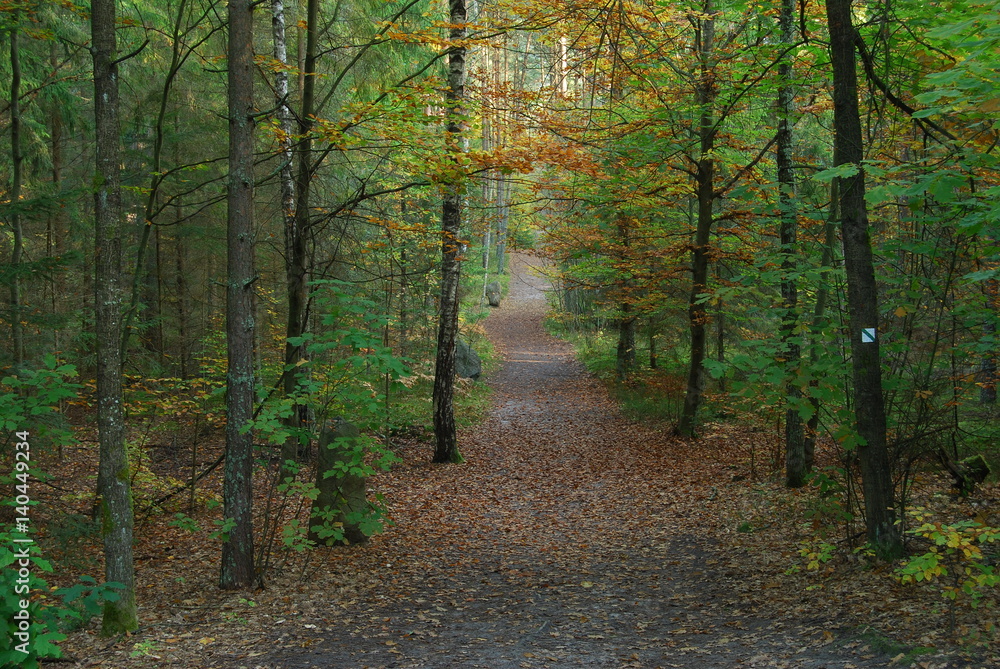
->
xmin=53 ymin=253 xmax=999 ymax=668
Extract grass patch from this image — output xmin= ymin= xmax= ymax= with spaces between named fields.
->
xmin=851 ymin=627 xmax=937 ymax=663
xmin=545 ymin=316 xmax=721 ymax=426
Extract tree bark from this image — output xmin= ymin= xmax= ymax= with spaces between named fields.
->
xmin=825 ymin=0 xmax=902 ymax=559
xmin=615 ymin=217 xmax=636 ymax=381
xmin=220 ymin=0 xmax=257 ymax=590
xmin=279 ymin=0 xmax=313 ymax=473
xmin=677 ymin=1 xmax=716 ymax=438
xmin=47 ymin=40 xmax=66 ymax=360
xmin=805 ymin=180 xmax=839 ymax=467
xmin=92 ymin=0 xmax=138 ymax=635
xmin=9 ymin=18 xmax=25 ymax=366
xmin=432 ymin=0 xmax=468 ymax=464
xmin=980 ymin=280 xmax=998 ymax=404
xmin=121 ymin=0 xmax=191 ymax=361
xmin=616 ymin=305 xmax=636 ymax=381
xmin=778 ymin=0 xmax=806 ymax=487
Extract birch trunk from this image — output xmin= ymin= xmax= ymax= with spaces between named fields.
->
xmin=432 ymin=0 xmax=468 ymax=464
xmin=280 ymin=0 xmax=317 ymax=473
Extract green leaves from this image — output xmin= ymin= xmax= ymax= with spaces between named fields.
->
xmin=897 ymin=510 xmax=1000 ymax=606
xmin=0 ymin=531 xmax=125 ymax=667
xmin=0 ymin=357 xmax=80 ymax=439
xmin=812 ymin=163 xmax=859 ymax=183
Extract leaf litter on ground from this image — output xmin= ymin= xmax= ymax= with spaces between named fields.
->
xmin=55 ymin=252 xmax=997 ymax=668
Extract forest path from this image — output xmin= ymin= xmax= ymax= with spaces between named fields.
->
xmin=265 ymin=252 xmax=892 ymax=668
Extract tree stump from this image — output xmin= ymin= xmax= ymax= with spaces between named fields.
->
xmin=308 ymin=420 xmax=369 ymax=545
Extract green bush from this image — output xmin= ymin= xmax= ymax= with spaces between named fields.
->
xmin=1 ymin=532 xmax=123 ymax=668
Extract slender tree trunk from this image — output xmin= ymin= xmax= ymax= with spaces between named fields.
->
xmin=221 ymin=0 xmax=257 ymax=590
xmin=121 ymin=0 xmax=190 ymax=360
xmin=494 ymin=42 xmax=510 ymax=273
xmin=47 ymin=40 xmax=66 ymax=358
xmin=432 ymin=0 xmax=468 ymax=464
xmin=272 ymin=0 xmax=295 ymax=222
xmin=9 ymin=20 xmax=25 ymax=365
xmin=981 ymin=279 xmax=998 ymax=404
xmin=715 ymin=298 xmax=726 ymax=392
xmin=92 ymin=0 xmax=138 ymax=635
xmin=495 ymin=177 xmax=509 ymax=273
xmin=481 ymin=36 xmax=494 ymax=271
xmin=804 ymin=181 xmax=838 ymax=466
xmin=677 ymin=1 xmax=716 ymax=437
xmin=280 ymin=0 xmax=316 ymax=473
xmin=649 ymin=319 xmax=658 ymax=369
xmin=825 ymin=0 xmax=902 ymax=559
xmin=615 ymin=217 xmax=635 ymax=380
xmin=616 ymin=305 xmax=636 ymax=381
xmin=778 ymin=0 xmax=806 ymax=487
xmin=175 ymin=227 xmax=189 ymax=379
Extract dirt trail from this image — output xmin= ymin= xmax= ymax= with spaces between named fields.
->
xmin=266 ymin=253 xmax=896 ymax=668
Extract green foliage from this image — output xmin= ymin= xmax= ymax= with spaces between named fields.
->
xmin=786 ymin=470 xmax=856 ymax=575
xmin=786 ymin=532 xmax=837 ymax=574
xmin=307 ymin=434 xmax=396 ymax=545
xmin=281 ymin=279 xmax=411 ymax=432
xmin=168 ymin=512 xmax=201 ymax=533
xmin=250 ymin=280 xmax=410 ymax=566
xmin=802 ymin=468 xmax=854 ymax=527
xmin=0 ymin=531 xmax=123 ymax=668
xmin=45 ymin=514 xmax=98 ymax=571
xmin=0 ymin=356 xmax=80 ymax=448
xmin=130 ymin=640 xmax=160 ymax=658
xmin=306 ymin=507 xmax=346 ymax=547
xmin=210 ymin=517 xmax=237 ymax=543
xmin=896 ymin=508 xmax=1000 ymax=609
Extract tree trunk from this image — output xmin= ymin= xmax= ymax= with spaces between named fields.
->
xmin=432 ymin=0 xmax=468 ymax=464
xmin=280 ymin=0 xmax=312 ymax=467
xmin=649 ymin=319 xmax=658 ymax=369
xmin=805 ymin=181 xmax=839 ymax=467
xmin=481 ymin=35 xmax=495 ymax=272
xmin=980 ymin=280 xmax=998 ymax=404
xmin=677 ymin=1 xmax=716 ymax=438
xmin=495 ymin=176 xmax=509 ymax=274
xmin=615 ymin=217 xmax=635 ymax=381
xmin=175 ymin=226 xmax=189 ymax=379
xmin=715 ymin=298 xmax=726 ymax=393
xmin=778 ymin=0 xmax=806 ymax=487
xmin=92 ymin=0 xmax=138 ymax=635
xmin=47 ymin=40 xmax=66 ymax=359
xmin=9 ymin=19 xmax=25 ymax=366
xmin=493 ymin=37 xmax=509 ymax=274
xmin=121 ymin=0 xmax=190 ymax=361
xmin=220 ymin=0 xmax=257 ymax=590
xmin=825 ymin=0 xmax=902 ymax=559
xmin=616 ymin=305 xmax=636 ymax=381
xmin=280 ymin=0 xmax=316 ymax=473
